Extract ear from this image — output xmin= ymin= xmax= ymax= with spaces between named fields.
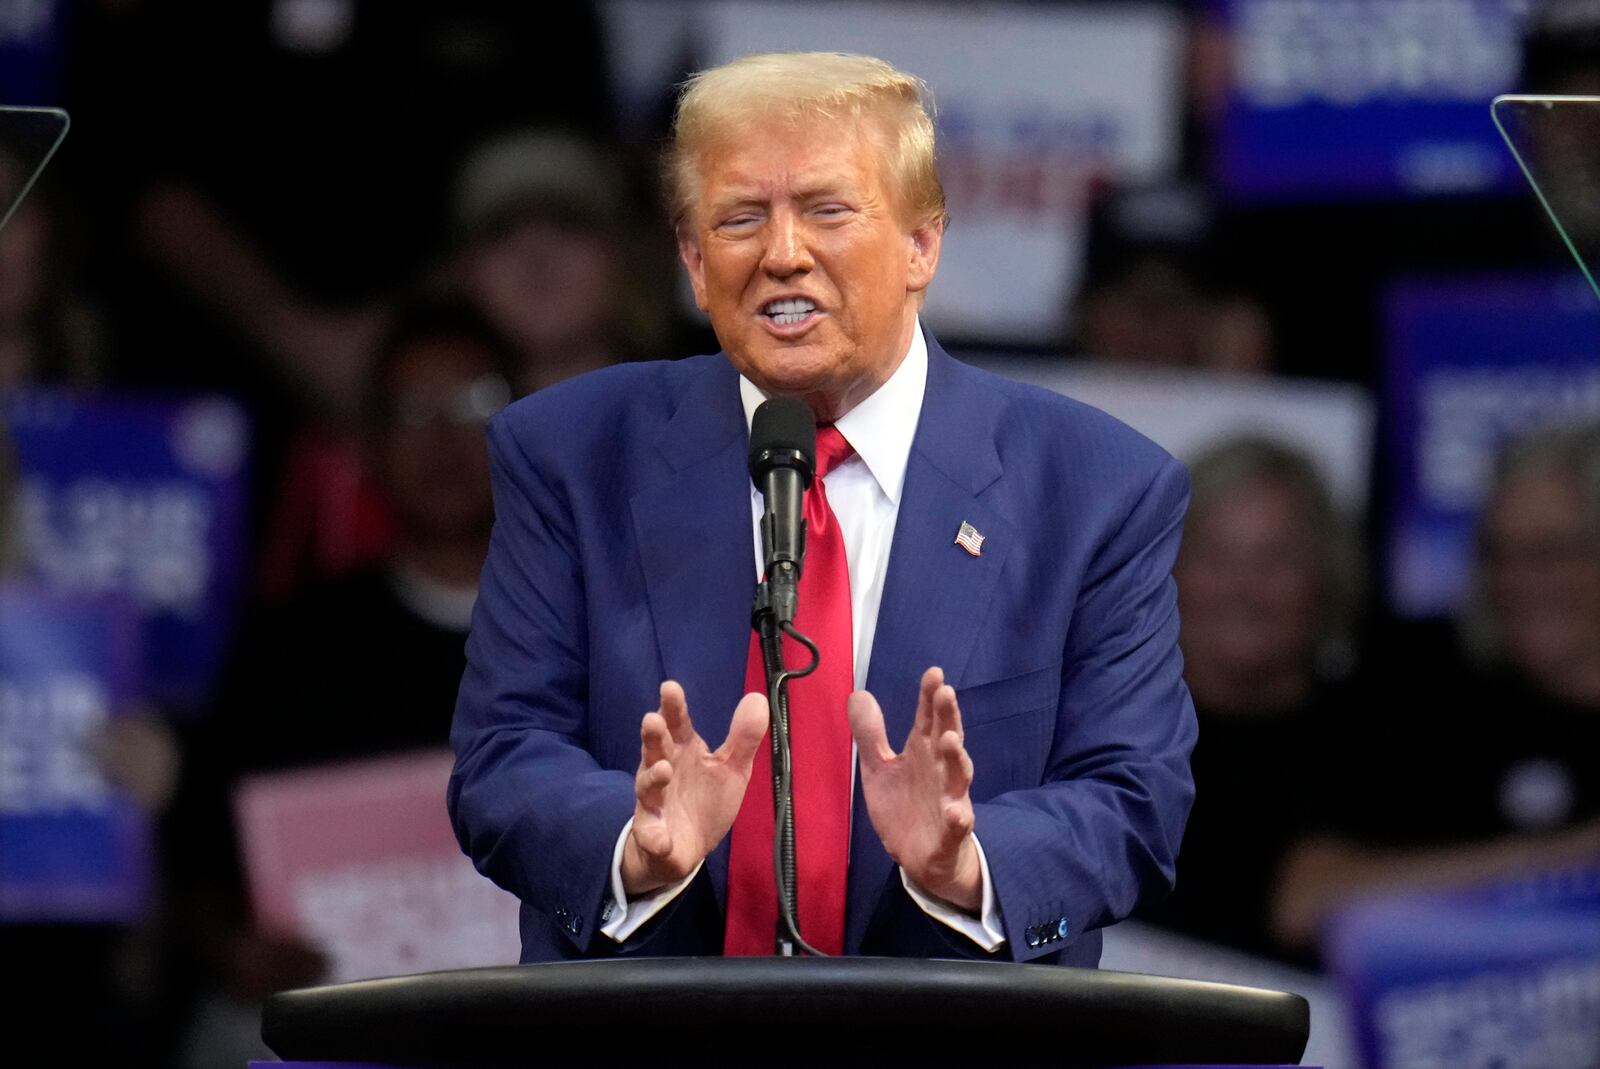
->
xmin=676 ymin=225 xmax=711 ymax=312
xmin=906 ymin=218 xmax=943 ymax=296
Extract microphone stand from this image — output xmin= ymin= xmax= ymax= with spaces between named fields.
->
xmin=751 ymin=571 xmax=823 ymax=957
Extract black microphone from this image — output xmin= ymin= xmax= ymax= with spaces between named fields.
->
xmin=748 ymin=398 xmax=816 ymax=625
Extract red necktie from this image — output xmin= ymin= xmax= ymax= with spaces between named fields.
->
xmin=725 ymin=426 xmax=856 ymax=955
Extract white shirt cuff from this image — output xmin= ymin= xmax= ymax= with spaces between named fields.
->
xmin=898 ymin=835 xmax=1007 ymax=952
xmin=598 ymin=817 xmax=703 ymax=943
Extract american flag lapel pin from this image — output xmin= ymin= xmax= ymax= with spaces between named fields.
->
xmin=954 ymin=520 xmax=985 ymax=557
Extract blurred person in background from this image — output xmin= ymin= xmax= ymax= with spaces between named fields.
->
xmin=255 ymin=129 xmax=676 ymax=602
xmin=107 ymin=2 xmax=611 ymax=413
xmin=200 ymin=299 xmax=514 ymax=782
xmin=1140 ymin=436 xmax=1363 ymax=964
xmin=1270 ymin=422 xmax=1600 ymax=958
xmin=0 ymin=138 xmax=103 ymax=391
xmin=1471 ymin=425 xmax=1600 ymax=711
xmin=1 ymin=441 xmax=182 ymax=1066
xmin=167 ymin=300 xmax=516 ymax=1068
xmin=1070 ymin=182 xmax=1275 ymax=375
xmin=74 ymin=3 xmax=611 ymax=604
xmin=443 ymin=129 xmax=676 ymax=394
xmin=1 ymin=169 xmax=180 ymax=1066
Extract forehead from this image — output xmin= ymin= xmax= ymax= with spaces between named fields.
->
xmin=693 ymin=114 xmax=891 ymax=200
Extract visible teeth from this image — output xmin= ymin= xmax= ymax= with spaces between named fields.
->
xmin=771 ymin=312 xmax=808 ymax=325
xmin=763 ymin=298 xmax=816 ymax=317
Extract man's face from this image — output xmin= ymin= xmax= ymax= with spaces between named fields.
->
xmin=375 ymin=339 xmax=504 ymax=544
xmin=677 ymin=116 xmax=941 ymax=420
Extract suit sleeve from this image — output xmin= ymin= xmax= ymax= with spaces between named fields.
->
xmin=446 ymin=414 xmax=637 ymax=954
xmin=975 ymin=455 xmax=1197 ymax=963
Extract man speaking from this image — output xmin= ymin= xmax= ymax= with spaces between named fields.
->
xmin=448 ymin=51 xmax=1196 ymax=964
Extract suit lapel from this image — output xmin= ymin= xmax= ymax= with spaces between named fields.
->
xmin=847 ymin=339 xmax=1016 ymax=951
xmin=629 ymin=357 xmax=753 ymax=910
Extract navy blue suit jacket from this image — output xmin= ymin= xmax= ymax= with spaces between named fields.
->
xmin=448 ymin=338 xmax=1196 ymax=964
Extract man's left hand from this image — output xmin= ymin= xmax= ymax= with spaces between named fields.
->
xmin=847 ymin=666 xmax=982 ymax=913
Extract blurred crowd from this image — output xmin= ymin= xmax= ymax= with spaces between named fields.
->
xmin=1 ymin=2 xmax=1599 ymax=1067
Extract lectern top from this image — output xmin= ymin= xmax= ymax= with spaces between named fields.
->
xmin=263 ymin=957 xmax=1310 ymax=1068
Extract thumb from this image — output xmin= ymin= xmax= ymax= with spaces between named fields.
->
xmin=719 ymin=691 xmax=770 ymax=772
xmin=847 ymin=690 xmax=894 ymax=766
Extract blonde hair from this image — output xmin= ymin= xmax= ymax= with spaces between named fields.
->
xmin=665 ymin=51 xmax=947 ymax=232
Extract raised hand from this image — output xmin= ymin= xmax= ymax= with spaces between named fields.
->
xmin=848 ymin=666 xmax=982 ymax=913
xmin=620 ymin=681 xmax=770 ymax=896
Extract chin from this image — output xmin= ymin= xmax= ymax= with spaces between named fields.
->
xmin=744 ymin=358 xmax=840 ymax=397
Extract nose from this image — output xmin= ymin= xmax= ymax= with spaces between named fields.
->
xmin=761 ymin=209 xmax=813 ymax=277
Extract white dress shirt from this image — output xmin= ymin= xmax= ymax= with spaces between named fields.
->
xmin=600 ymin=322 xmax=1005 ymax=951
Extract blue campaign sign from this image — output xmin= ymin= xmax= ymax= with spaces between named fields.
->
xmin=4 ymin=390 xmax=250 ymax=709
xmin=1213 ymin=0 xmax=1525 ymax=202
xmin=0 ymin=584 xmax=150 ymax=921
xmin=1329 ymin=865 xmax=1600 ymax=1069
xmin=1383 ymin=272 xmax=1600 ymax=617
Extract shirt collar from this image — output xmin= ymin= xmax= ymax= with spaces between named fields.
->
xmin=738 ymin=319 xmax=927 ymax=505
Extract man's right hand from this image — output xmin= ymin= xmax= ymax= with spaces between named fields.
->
xmin=620 ymin=681 xmax=769 ymax=896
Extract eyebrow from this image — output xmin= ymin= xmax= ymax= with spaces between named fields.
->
xmin=714 ymin=170 xmax=860 ymax=201
xmin=709 ymin=190 xmax=768 ymax=210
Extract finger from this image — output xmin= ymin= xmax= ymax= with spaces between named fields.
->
xmin=718 ymin=691 xmax=770 ymax=771
xmin=913 ymin=666 xmax=944 ymax=739
xmin=658 ymin=680 xmax=694 ymax=745
xmin=847 ymin=690 xmax=895 ymax=767
xmin=932 ymin=683 xmax=964 ymax=742
xmin=938 ymin=730 xmax=974 ymax=796
xmin=635 ymin=758 xmax=673 ymax=811
xmin=640 ymin=711 xmax=673 ymax=767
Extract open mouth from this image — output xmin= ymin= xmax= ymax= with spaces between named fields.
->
xmin=761 ymin=297 xmax=818 ymax=326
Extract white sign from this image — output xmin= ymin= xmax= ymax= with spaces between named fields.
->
xmin=975 ymin=354 xmax=1376 ymax=514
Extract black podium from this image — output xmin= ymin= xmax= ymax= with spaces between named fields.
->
xmin=263 ymin=957 xmax=1310 ymax=1067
